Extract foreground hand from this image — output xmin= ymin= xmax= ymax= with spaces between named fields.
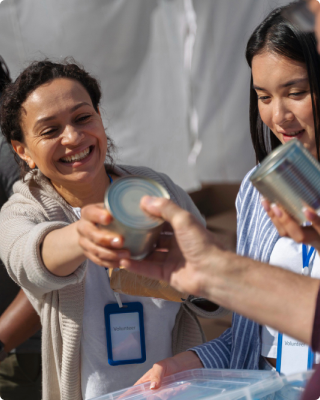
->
xmin=261 ymin=198 xmax=320 ymax=252
xmin=120 ymin=197 xmax=223 ymax=298
xmin=134 ymin=351 xmax=203 ymax=390
xmin=77 ymin=203 xmax=130 ymax=268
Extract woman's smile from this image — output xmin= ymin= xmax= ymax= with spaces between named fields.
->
xmin=60 ymin=145 xmax=94 ymax=164
xmin=278 ymin=128 xmax=305 ymax=142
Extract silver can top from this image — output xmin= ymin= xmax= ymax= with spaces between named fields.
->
xmin=250 ymin=139 xmax=304 ymax=183
xmin=105 ymin=176 xmax=170 ymax=229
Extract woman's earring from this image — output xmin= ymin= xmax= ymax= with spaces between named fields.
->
xmin=29 ymin=161 xmax=36 ymax=169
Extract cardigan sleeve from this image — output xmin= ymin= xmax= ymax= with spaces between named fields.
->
xmin=0 ymin=198 xmax=87 ymax=299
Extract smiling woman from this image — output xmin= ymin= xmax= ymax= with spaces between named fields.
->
xmin=0 ymin=60 xmax=218 ymax=400
xmin=12 ymin=78 xmax=110 ymax=207
xmin=246 ymin=7 xmax=320 ymax=163
xmin=252 ymin=54 xmax=315 ymax=153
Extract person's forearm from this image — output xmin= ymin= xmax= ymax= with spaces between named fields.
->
xmin=41 ymin=222 xmax=86 ymax=277
xmin=0 ymin=290 xmax=41 ymax=353
xmin=201 ymin=249 xmax=320 ymax=346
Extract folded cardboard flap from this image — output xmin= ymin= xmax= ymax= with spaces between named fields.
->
xmin=109 ymin=268 xmax=187 ymax=302
xmin=189 ymin=184 xmax=240 ymax=252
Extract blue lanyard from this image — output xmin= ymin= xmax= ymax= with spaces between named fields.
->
xmin=302 ymin=244 xmax=315 ymax=270
xmin=276 ymin=243 xmax=316 ymax=374
xmin=107 ymin=173 xmax=113 ymax=184
xmin=106 ymin=172 xmax=123 ymax=306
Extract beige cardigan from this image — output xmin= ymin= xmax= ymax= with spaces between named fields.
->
xmin=0 ymin=164 xmax=226 ymax=400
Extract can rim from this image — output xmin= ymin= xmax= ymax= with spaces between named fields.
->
xmin=250 ymin=139 xmax=301 ymax=183
xmin=104 ymin=175 xmax=170 ymax=230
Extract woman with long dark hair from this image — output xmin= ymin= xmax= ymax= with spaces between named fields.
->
xmin=132 ymin=2 xmax=320 ymax=386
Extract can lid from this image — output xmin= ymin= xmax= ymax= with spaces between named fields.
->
xmin=250 ymin=139 xmax=302 ymax=182
xmin=105 ymin=176 xmax=170 ymax=229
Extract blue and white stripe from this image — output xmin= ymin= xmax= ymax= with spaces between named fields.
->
xmin=192 ymin=166 xmax=280 ymax=370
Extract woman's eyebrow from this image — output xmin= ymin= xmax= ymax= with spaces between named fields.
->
xmin=281 ymin=77 xmax=308 ymax=88
xmin=253 ymin=84 xmax=265 ymax=91
xmin=69 ymin=101 xmax=91 ymax=112
xmin=253 ymin=78 xmax=308 ymax=91
xmin=33 ymin=102 xmax=91 ymax=130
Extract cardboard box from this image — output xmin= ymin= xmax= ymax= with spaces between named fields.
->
xmin=189 ymin=183 xmax=240 ymax=252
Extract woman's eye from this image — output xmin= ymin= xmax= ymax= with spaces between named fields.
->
xmin=41 ymin=128 xmax=57 ymax=136
xmin=77 ymin=114 xmax=91 ymax=122
xmin=289 ymin=91 xmax=306 ymax=97
xmin=258 ymin=96 xmax=270 ymax=101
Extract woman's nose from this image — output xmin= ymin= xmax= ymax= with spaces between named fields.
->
xmin=272 ymin=99 xmax=294 ymax=126
xmin=61 ymin=125 xmax=83 ymax=145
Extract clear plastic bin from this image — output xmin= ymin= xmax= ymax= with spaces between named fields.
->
xmin=89 ymin=368 xmax=282 ymax=400
xmin=254 ymin=370 xmax=314 ymax=400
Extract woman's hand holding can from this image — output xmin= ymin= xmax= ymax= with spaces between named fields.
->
xmin=77 ymin=203 xmax=131 ymax=268
xmin=261 ymin=197 xmax=320 ymax=254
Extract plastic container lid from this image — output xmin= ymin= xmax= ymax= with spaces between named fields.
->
xmin=89 ymin=368 xmax=282 ymax=400
xmin=254 ymin=370 xmax=314 ymax=400
xmin=105 ymin=176 xmax=170 ymax=229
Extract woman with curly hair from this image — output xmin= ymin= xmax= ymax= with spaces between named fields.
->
xmin=0 ymin=60 xmax=222 ymax=400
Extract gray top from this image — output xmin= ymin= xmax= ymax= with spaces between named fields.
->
xmin=0 ymin=134 xmax=41 ymax=353
xmin=0 ymin=164 xmax=226 ymax=400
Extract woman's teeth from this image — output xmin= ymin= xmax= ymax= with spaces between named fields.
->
xmin=285 ymin=129 xmax=304 ymax=136
xmin=61 ymin=147 xmax=91 ymax=163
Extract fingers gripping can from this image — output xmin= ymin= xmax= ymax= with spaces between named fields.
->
xmin=250 ymin=139 xmax=320 ymax=224
xmin=104 ymin=176 xmax=170 ymax=260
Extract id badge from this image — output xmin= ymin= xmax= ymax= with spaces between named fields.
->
xmin=104 ymin=302 xmax=146 ymax=366
xmin=276 ymin=333 xmax=314 ymax=375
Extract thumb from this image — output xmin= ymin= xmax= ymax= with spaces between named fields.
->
xmin=81 ymin=203 xmax=112 ymax=225
xmin=134 ymin=363 xmax=166 ymax=390
xmin=140 ymin=196 xmax=197 ymax=230
xmin=148 ymin=363 xmax=167 ymax=390
xmin=141 ymin=196 xmax=209 ymax=247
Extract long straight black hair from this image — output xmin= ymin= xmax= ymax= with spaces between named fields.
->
xmin=246 ymin=4 xmax=320 ymax=163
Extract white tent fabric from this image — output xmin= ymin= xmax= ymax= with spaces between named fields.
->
xmin=0 ymin=0 xmax=290 ymax=190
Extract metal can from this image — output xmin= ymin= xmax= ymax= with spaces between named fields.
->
xmin=250 ymin=139 xmax=320 ymax=224
xmin=104 ymin=176 xmax=170 ymax=259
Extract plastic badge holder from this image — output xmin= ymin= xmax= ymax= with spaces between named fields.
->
xmin=89 ymin=368 xmax=282 ymax=400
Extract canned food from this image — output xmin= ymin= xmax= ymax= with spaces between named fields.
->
xmin=250 ymin=139 xmax=320 ymax=224
xmin=104 ymin=176 xmax=170 ymax=259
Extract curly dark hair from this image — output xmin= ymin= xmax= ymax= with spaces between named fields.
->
xmin=0 ymin=56 xmax=11 ymax=94
xmin=0 ymin=58 xmax=115 ymax=177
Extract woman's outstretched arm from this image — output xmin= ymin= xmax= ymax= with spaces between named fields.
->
xmin=41 ymin=203 xmax=130 ymax=277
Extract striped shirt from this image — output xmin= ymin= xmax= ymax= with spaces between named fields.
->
xmin=192 ymin=167 xmax=280 ymax=369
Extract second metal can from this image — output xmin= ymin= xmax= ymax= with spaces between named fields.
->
xmin=250 ymin=139 xmax=320 ymax=224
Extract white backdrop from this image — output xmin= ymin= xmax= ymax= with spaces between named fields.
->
xmin=0 ymin=0 xmax=290 ymax=190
